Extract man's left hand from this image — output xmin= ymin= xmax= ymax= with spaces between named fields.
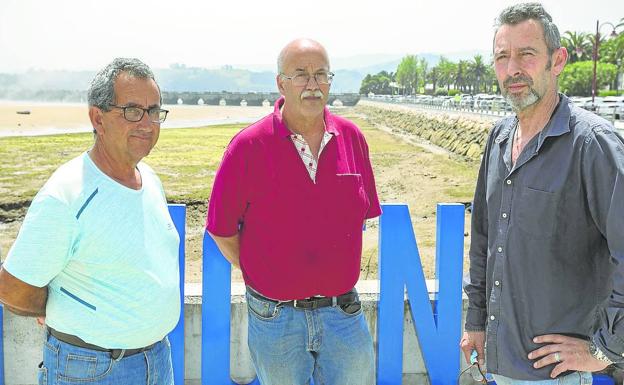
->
xmin=529 ymin=334 xmax=609 ymax=378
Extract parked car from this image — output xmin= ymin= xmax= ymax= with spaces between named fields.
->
xmin=596 ymin=96 xmax=624 ymax=120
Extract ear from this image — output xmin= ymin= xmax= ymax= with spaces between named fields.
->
xmin=89 ymin=106 xmax=105 ymax=136
xmin=551 ymin=47 xmax=568 ymax=76
xmin=276 ymin=74 xmax=286 ymax=95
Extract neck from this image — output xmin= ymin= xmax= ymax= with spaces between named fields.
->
xmin=516 ymin=90 xmax=560 ymax=137
xmin=281 ymin=105 xmax=325 ymax=136
xmin=89 ymin=141 xmax=141 ymax=189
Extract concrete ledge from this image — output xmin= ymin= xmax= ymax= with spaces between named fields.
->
xmin=3 ymin=280 xmax=470 ymax=385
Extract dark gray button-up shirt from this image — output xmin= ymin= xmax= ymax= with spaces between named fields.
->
xmin=465 ymin=94 xmax=624 ymax=380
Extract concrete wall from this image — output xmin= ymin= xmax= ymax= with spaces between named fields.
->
xmin=357 ymin=103 xmax=492 ymax=161
xmin=2 ymin=281 xmax=472 ymax=385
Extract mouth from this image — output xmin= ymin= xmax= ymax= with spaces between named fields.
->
xmin=130 ymin=134 xmax=152 ymax=141
xmin=506 ymin=83 xmax=528 ymax=93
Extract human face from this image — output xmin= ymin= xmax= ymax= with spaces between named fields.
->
xmin=93 ymin=72 xmax=161 ymax=166
xmin=493 ymin=20 xmax=564 ymax=112
xmin=277 ymin=47 xmax=331 ymax=120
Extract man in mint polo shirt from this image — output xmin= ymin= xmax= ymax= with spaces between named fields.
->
xmin=207 ymin=38 xmax=382 ymax=385
xmin=0 ymin=58 xmax=179 ymax=384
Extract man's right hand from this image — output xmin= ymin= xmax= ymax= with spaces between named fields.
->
xmin=460 ymin=331 xmax=486 ymax=366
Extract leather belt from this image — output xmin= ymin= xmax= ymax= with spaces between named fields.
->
xmin=247 ymin=287 xmax=359 ymax=310
xmin=47 ymin=326 xmax=160 ymax=360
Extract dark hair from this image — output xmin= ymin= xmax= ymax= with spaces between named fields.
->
xmin=88 ymin=58 xmax=160 ymax=111
xmin=494 ymin=2 xmax=561 ymax=55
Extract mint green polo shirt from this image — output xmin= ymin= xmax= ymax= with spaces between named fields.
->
xmin=4 ymin=152 xmax=180 ymax=348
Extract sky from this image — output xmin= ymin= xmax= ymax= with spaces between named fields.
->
xmin=0 ymin=0 xmax=622 ymax=73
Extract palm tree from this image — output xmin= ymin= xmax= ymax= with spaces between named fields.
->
xmin=455 ymin=60 xmax=469 ymax=93
xmin=562 ymin=31 xmax=591 ymax=63
xmin=471 ymin=55 xmax=487 ymax=93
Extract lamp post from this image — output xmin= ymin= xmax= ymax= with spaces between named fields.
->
xmin=591 ymin=20 xmax=618 ymax=107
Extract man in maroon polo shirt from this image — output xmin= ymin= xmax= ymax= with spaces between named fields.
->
xmin=206 ymin=38 xmax=381 ymax=385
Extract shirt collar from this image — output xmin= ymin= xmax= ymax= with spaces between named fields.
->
xmin=495 ymin=93 xmax=571 ymax=146
xmin=272 ymin=96 xmax=339 ymax=138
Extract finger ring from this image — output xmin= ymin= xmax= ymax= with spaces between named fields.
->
xmin=554 ymin=352 xmax=561 ymax=363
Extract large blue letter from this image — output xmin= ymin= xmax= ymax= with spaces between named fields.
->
xmin=377 ymin=203 xmax=464 ymax=385
xmin=201 ymin=231 xmax=260 ymax=385
xmin=168 ymin=204 xmax=186 ymax=385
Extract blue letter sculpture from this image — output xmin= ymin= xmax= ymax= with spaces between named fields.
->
xmin=377 ymin=203 xmax=465 ymax=385
xmin=168 ymin=204 xmax=186 ymax=385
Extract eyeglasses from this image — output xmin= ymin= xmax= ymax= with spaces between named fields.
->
xmin=458 ymin=360 xmax=493 ymax=384
xmin=280 ymin=71 xmax=334 ymax=87
xmin=108 ymin=104 xmax=169 ymax=123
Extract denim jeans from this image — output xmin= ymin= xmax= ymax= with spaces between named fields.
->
xmin=39 ymin=330 xmax=173 ymax=385
xmin=246 ymin=289 xmax=375 ymax=385
xmin=492 ymin=371 xmax=593 ymax=385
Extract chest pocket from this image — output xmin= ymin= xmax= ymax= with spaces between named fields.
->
xmin=514 ymin=186 xmax=558 ymax=240
xmin=332 ymin=174 xmax=369 ymax=220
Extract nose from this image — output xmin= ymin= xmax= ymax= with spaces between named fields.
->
xmin=506 ymin=55 xmax=523 ymax=78
xmin=304 ymin=74 xmax=320 ymax=90
xmin=136 ymin=110 xmax=154 ymax=130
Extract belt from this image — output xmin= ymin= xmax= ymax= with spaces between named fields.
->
xmin=47 ymin=326 xmax=160 ymax=360
xmin=247 ymin=287 xmax=359 ymax=310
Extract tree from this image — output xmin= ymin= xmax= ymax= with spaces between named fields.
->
xmin=471 ymin=55 xmax=487 ymax=93
xmin=598 ymin=32 xmax=624 ymax=91
xmin=559 ymin=60 xmax=617 ymax=96
xmin=561 ymin=31 xmax=591 ymax=63
xmin=455 ymin=60 xmax=469 ymax=93
xmin=428 ymin=66 xmax=440 ymax=93
xmin=396 ymin=55 xmax=420 ymax=95
xmin=359 ymin=71 xmax=395 ymax=95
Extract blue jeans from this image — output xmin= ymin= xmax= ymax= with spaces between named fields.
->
xmin=492 ymin=371 xmax=593 ymax=385
xmin=246 ymin=289 xmax=375 ymax=385
xmin=39 ymin=330 xmax=173 ymax=385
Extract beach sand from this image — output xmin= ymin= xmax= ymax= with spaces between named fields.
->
xmin=0 ymin=102 xmax=273 ymax=136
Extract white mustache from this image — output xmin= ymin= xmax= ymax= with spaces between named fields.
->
xmin=301 ymin=90 xmax=324 ymax=99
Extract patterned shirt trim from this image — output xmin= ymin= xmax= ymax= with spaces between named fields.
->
xmin=290 ymin=131 xmax=334 ymax=183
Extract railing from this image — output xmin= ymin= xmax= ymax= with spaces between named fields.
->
xmin=0 ymin=203 xmax=615 ymax=385
xmin=363 ymin=97 xmax=514 ymax=117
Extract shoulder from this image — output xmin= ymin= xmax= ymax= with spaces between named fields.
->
xmin=229 ymin=114 xmax=275 ymax=148
xmin=41 ymin=153 xmax=94 ymax=206
xmin=327 ymin=112 xmax=367 ymax=142
xmin=567 ymin=102 xmax=617 ymax=141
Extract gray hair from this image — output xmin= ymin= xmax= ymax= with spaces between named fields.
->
xmin=494 ymin=2 xmax=561 ymax=55
xmin=88 ymin=58 xmax=160 ymax=111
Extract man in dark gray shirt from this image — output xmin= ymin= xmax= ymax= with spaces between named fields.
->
xmin=460 ymin=3 xmax=624 ymax=384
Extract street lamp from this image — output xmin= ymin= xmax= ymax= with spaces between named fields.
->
xmin=591 ymin=20 xmax=618 ymax=106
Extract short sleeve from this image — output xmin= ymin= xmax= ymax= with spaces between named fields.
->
xmin=360 ymin=137 xmax=382 ymax=219
xmin=206 ymin=142 xmax=250 ymax=237
xmin=4 ymin=193 xmax=77 ymax=287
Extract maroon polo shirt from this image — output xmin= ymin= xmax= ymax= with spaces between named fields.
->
xmin=206 ymin=97 xmax=381 ymax=300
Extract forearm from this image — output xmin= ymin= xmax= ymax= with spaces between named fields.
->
xmin=208 ymin=232 xmax=241 ymax=269
xmin=0 ymin=269 xmax=47 ymax=317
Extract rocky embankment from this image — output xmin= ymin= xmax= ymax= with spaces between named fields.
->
xmin=356 ymin=102 xmax=499 ymax=160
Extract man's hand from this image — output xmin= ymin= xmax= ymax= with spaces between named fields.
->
xmin=460 ymin=331 xmax=486 ymax=366
xmin=529 ymin=334 xmax=609 ymax=378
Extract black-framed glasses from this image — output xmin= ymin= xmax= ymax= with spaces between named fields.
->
xmin=280 ymin=71 xmax=334 ymax=87
xmin=108 ymin=104 xmax=169 ymax=123
xmin=458 ymin=361 xmax=492 ymax=384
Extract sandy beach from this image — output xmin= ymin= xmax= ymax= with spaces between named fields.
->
xmin=0 ymin=102 xmax=273 ymax=137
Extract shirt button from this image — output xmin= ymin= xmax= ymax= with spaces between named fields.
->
xmin=502 ymin=213 xmax=507 ymax=218
xmin=495 ymin=280 xmax=500 ymax=286
xmin=497 ymin=246 xmax=503 ymax=253
xmin=490 ymin=315 xmax=496 ymax=321
xmin=308 ymin=162 xmax=313 ymax=167
xmin=506 ymin=179 xmax=512 ymax=185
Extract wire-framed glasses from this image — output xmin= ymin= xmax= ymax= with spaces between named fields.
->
xmin=280 ymin=71 xmax=334 ymax=86
xmin=108 ymin=104 xmax=169 ymax=123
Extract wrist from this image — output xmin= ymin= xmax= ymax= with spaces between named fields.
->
xmin=589 ymin=340 xmax=613 ymax=366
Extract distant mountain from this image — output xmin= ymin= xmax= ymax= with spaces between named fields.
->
xmin=0 ymin=50 xmax=489 ymax=100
